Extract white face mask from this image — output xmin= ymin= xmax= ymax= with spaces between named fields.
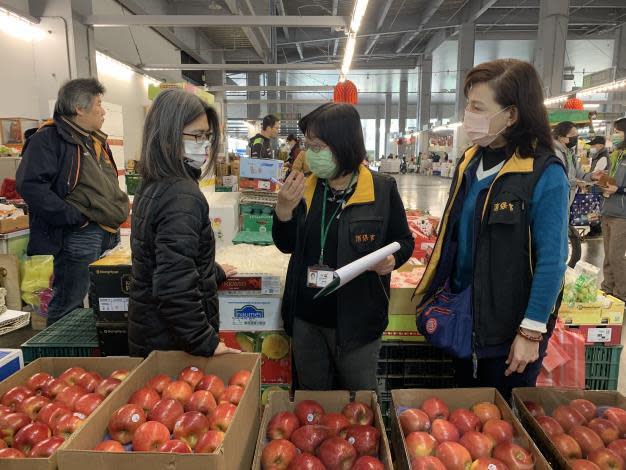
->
xmin=589 ymin=148 xmax=598 ymax=155
xmin=183 ymin=140 xmax=209 ymax=169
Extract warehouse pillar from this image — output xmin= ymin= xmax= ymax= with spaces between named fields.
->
xmin=375 ymin=114 xmax=381 ymax=161
xmin=399 ymin=70 xmax=409 ymax=136
xmin=455 ymin=22 xmax=475 ymax=121
xmin=614 ymin=23 xmax=626 ymax=79
xmin=247 ymin=72 xmax=261 ymax=120
xmin=384 ymin=92 xmax=392 ymax=155
xmin=267 ymin=72 xmax=277 ymax=115
xmin=534 ymin=0 xmax=569 ymax=98
xmin=417 ymin=56 xmax=432 ymax=132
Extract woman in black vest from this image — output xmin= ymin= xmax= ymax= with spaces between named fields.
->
xmin=272 ymin=103 xmax=414 ymax=391
xmin=414 ymin=60 xmax=569 ymax=400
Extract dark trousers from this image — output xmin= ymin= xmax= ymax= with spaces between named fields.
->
xmin=293 ymin=317 xmax=381 ymax=391
xmin=453 ymin=316 xmax=556 ymax=402
xmin=47 ymin=223 xmax=119 ymax=326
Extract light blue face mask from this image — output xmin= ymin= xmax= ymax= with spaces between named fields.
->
xmin=611 ymin=133 xmax=624 ymax=148
xmin=306 ymin=148 xmax=337 ymax=179
xmin=183 ymin=140 xmax=208 ymax=169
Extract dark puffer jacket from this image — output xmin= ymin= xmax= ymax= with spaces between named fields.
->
xmin=128 ymin=174 xmax=219 ymax=357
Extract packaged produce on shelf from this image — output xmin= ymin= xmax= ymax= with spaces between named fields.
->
xmin=218 ymin=296 xmax=282 ymax=332
xmin=406 ymin=210 xmax=439 ymax=264
xmin=563 ymin=262 xmax=601 ymax=306
xmin=219 ymin=274 xmax=281 ymax=296
xmin=239 ymin=177 xmax=280 ymax=192
xmin=215 ymin=245 xmax=290 ymax=290
xmin=203 ymin=191 xmax=240 ymax=245
xmin=240 ymin=204 xmax=274 ymax=233
xmin=239 ymin=158 xmax=283 ymax=181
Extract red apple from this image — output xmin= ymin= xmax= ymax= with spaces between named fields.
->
xmin=0 ymin=448 xmax=25 ymax=458
xmin=0 ymin=439 xmax=5 ymax=449
xmin=0 ymin=412 xmax=31 ymax=446
xmin=210 ymin=403 xmax=237 ymax=432
xmin=610 ymin=440 xmax=626 ymax=462
xmin=591 ymin=418 xmax=621 ymax=445
xmin=589 ymin=447 xmax=625 ymax=470
xmin=287 ymin=453 xmax=326 ymax=470
xmin=159 ymin=439 xmax=192 ymax=453
xmin=604 ymin=409 xmax=626 ymax=438
xmin=261 ymin=439 xmax=298 ymax=469
xmin=128 ymin=387 xmax=161 ymax=414
xmin=482 ymin=419 xmax=514 ymax=445
xmin=317 ymin=437 xmax=358 ymax=470
xmin=19 ymin=395 xmax=50 ymax=420
xmin=291 ymin=425 xmax=330 ymax=454
xmin=95 ymin=377 xmax=122 ymax=398
xmin=571 ymin=399 xmax=598 ymax=423
xmin=471 ymin=402 xmax=501 ymax=425
xmin=37 ymin=403 xmax=71 ymax=428
xmin=1 ymin=386 xmax=34 ymax=411
xmin=42 ymin=379 xmax=69 ymax=401
xmin=295 ymin=400 xmax=325 ymax=426
xmin=523 ymin=401 xmax=545 ymax=418
xmin=74 ymin=393 xmax=104 ymax=417
xmin=29 ymin=436 xmax=65 ymax=457
xmin=109 ymin=369 xmax=129 ymax=381
xmin=411 ymin=456 xmax=447 ymax=470
xmin=436 ymin=441 xmax=472 ymax=470
xmin=431 ymin=418 xmax=460 ymax=443
xmin=450 ymin=408 xmax=481 ymax=436
xmin=459 ymin=431 xmax=496 ymax=460
xmin=346 ymin=425 xmax=380 ymax=457
xmin=571 ymin=460 xmax=601 ymax=470
xmin=173 ymin=411 xmax=210 ymax=449
xmin=52 ymin=412 xmax=85 ymax=439
xmin=107 ymin=404 xmax=146 ymax=444
xmin=0 ymin=405 xmax=11 ymax=418
xmin=185 ymin=390 xmax=217 ymax=415
xmin=267 ymin=411 xmax=300 ymax=440
xmin=400 ymin=408 xmax=431 ymax=435
xmin=25 ymin=372 xmax=54 ymax=394
xmin=553 ymin=405 xmax=586 ymax=432
xmin=146 ymin=374 xmax=172 ymax=395
xmin=320 ymin=412 xmax=352 ymax=438
xmin=77 ymin=372 xmax=103 ymax=393
xmin=13 ymin=422 xmax=52 ymax=454
xmin=352 ymin=456 xmax=385 ymax=470
xmin=570 ymin=425 xmax=605 ymax=457
xmin=59 ymin=367 xmax=87 ymax=386
xmin=163 ymin=380 xmax=193 ymax=404
xmin=470 ymin=457 xmax=509 ymax=470
xmin=552 ymin=433 xmax=583 ymax=459
xmin=148 ymin=398 xmax=184 ymax=433
xmin=196 ymin=375 xmax=226 ymax=401
xmin=178 ymin=366 xmax=204 ymax=389
xmin=132 ymin=421 xmax=170 ymax=451
xmin=492 ymin=442 xmax=534 ymax=470
xmin=195 ymin=430 xmax=225 ymax=453
xmin=228 ymin=370 xmax=251 ymax=388
xmin=421 ymin=397 xmax=450 ymax=421
xmin=343 ymin=402 xmax=374 ymax=426
xmin=55 ymin=385 xmax=87 ymax=410
xmin=536 ymin=415 xmax=564 ymax=437
xmin=94 ymin=440 xmax=125 ymax=452
xmin=218 ymin=385 xmax=244 ymax=406
xmin=406 ymin=432 xmax=437 ymax=459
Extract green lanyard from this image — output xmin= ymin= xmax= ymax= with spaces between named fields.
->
xmin=319 ymin=173 xmax=356 ymax=265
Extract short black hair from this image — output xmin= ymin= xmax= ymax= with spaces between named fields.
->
xmin=262 ymin=114 xmax=280 ymax=130
xmin=299 ymin=103 xmax=365 ymax=178
xmin=552 ymin=121 xmax=576 ymax=139
xmin=286 ymin=133 xmax=298 ymax=142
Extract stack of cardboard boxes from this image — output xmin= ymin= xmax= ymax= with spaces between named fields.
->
xmin=560 ymin=292 xmax=625 ymax=347
xmin=215 ymin=155 xmax=240 ymax=192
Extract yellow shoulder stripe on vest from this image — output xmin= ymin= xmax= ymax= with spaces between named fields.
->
xmin=303 ymin=165 xmax=375 ymax=213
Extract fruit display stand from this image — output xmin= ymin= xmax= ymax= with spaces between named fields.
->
xmin=0 ymin=356 xmax=141 ymax=470
xmin=252 ymin=390 xmax=393 ymax=469
xmin=513 ymin=387 xmax=626 ymax=470
xmin=391 ymin=388 xmax=551 ymax=470
xmin=57 ymin=350 xmax=261 ymax=470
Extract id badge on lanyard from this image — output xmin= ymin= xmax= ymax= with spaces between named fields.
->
xmin=307 ymin=266 xmax=335 ymax=288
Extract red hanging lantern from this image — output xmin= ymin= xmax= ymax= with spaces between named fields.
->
xmin=333 ymin=80 xmax=358 ymax=105
xmin=563 ymin=97 xmax=584 ymax=110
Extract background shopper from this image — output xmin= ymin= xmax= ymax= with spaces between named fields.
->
xmin=273 ymin=103 xmax=414 ymax=391
xmin=286 ymin=133 xmax=310 ymax=175
xmin=553 ymin=121 xmax=585 ymax=206
xmin=128 ymin=89 xmax=238 ymax=358
xmin=589 ymin=136 xmax=609 ymax=172
xmin=414 ymin=59 xmax=569 ymax=400
xmin=17 ymin=78 xmax=129 ymax=326
xmin=249 ymin=114 xmax=280 ymax=159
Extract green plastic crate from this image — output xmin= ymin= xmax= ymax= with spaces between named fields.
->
xmin=125 ymin=173 xmax=142 ymax=196
xmin=585 ymin=345 xmax=622 ymax=390
xmin=21 ymin=308 xmax=100 ymax=363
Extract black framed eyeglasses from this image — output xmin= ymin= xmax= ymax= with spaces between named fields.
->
xmin=183 ymin=132 xmax=215 ymax=144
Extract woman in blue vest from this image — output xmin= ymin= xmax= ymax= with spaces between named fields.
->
xmin=414 ymin=59 xmax=569 ymax=400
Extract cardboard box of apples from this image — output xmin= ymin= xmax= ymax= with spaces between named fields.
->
xmin=0 ymin=356 xmax=141 ymax=470
xmin=391 ymin=388 xmax=552 ymax=470
xmin=513 ymin=387 xmax=626 ymax=470
xmin=57 ymin=350 xmax=261 ymax=470
xmin=252 ymin=390 xmax=393 ymax=469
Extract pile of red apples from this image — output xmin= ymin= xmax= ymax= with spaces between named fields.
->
xmin=525 ymin=398 xmax=626 ymax=470
xmin=261 ymin=399 xmax=386 ymax=469
xmin=0 ymin=367 xmax=128 ymax=459
xmin=95 ymin=366 xmax=250 ymax=454
xmin=401 ymin=397 xmax=535 ymax=470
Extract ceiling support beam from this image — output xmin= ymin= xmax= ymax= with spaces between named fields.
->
xmin=143 ymin=59 xmax=416 ymax=71
xmin=364 ymin=0 xmax=395 ymax=55
xmin=396 ymin=0 xmax=445 ymax=53
xmin=207 ymin=85 xmax=335 ymax=91
xmin=84 ymin=15 xmax=349 ymax=28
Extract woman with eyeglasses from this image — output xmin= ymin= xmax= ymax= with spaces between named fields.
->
xmin=273 ymin=103 xmax=414 ymax=391
xmin=127 ymin=89 xmax=239 ymax=358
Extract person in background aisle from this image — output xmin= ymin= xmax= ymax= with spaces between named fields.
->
xmin=414 ymin=59 xmax=569 ymax=401
xmin=588 ymin=136 xmax=609 ymax=172
xmin=591 ymin=118 xmax=626 ymax=301
xmin=553 ymin=121 xmax=586 ymax=206
xmin=286 ymin=133 xmax=310 ymax=176
xmin=127 ymin=89 xmax=239 ymax=358
xmin=249 ymin=114 xmax=280 ymax=159
xmin=17 ymin=79 xmax=130 ymax=326
xmin=273 ymin=103 xmax=414 ymax=391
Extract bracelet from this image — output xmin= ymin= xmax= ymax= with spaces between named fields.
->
xmin=517 ymin=327 xmax=543 ymax=342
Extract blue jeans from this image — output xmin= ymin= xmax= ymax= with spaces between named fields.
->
xmin=47 ymin=223 xmax=120 ymax=326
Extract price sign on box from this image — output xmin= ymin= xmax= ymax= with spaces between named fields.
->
xmin=587 ymin=327 xmax=612 ymax=343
